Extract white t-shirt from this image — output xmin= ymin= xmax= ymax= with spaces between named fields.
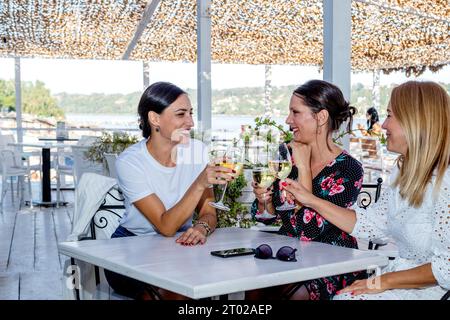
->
xmin=116 ymin=138 xmax=209 ymax=235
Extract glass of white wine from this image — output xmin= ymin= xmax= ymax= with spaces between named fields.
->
xmin=208 ymin=146 xmax=244 ymax=212
xmin=252 ymin=166 xmax=277 ymax=220
xmin=268 ymin=143 xmax=296 ymax=211
xmin=252 ymin=146 xmax=277 ymax=220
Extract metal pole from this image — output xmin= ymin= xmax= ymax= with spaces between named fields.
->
xmin=143 ymin=61 xmax=150 ymax=90
xmin=197 ymin=0 xmax=212 ymax=134
xmin=264 ymin=65 xmax=272 ymax=117
xmin=372 ymin=69 xmax=380 ymax=110
xmin=14 ymin=57 xmax=23 ymax=144
xmin=323 ymin=0 xmax=352 ymax=150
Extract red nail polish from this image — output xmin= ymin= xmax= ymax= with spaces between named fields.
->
xmin=282 ymin=182 xmax=287 ymax=187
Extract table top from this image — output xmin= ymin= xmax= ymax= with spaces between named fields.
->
xmin=38 ymin=137 xmax=79 ymax=141
xmin=58 ymin=227 xmax=388 ymax=299
xmin=8 ymin=142 xmax=73 ymax=149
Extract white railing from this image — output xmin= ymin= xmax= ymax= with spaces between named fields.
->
xmin=0 ymin=127 xmax=236 ymax=144
xmin=0 ymin=127 xmax=140 ymax=133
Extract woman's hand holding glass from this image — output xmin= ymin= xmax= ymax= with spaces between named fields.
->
xmin=197 ymin=163 xmax=234 ymax=190
xmin=208 ymin=147 xmax=244 ymax=211
xmin=283 ymin=178 xmax=317 ymax=208
xmin=283 ymin=190 xmax=297 ymax=207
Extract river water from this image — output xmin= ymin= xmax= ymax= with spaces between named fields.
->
xmin=66 ymin=113 xmax=368 ymax=133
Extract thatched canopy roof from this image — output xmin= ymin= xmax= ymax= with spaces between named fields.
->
xmin=1 ymin=0 xmax=448 ymax=74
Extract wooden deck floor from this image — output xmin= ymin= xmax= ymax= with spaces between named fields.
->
xmin=0 ymin=184 xmax=74 ymax=300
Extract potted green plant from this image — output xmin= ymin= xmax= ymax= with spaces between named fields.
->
xmin=254 ymin=116 xmax=293 ymax=143
xmin=85 ymin=131 xmax=139 ymax=174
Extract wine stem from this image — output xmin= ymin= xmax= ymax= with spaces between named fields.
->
xmin=282 ymin=189 xmax=287 ymax=204
xmin=219 ymin=182 xmax=228 ymax=203
xmin=263 ymin=192 xmax=267 ymax=213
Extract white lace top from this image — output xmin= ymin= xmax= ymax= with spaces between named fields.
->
xmin=351 ymin=166 xmax=450 ymax=299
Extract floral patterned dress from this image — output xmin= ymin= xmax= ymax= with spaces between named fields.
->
xmin=251 ymin=150 xmax=366 ymax=300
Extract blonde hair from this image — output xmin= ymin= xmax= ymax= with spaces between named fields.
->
xmin=391 ymin=81 xmax=450 ymax=207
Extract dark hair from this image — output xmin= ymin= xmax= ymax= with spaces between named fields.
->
xmin=293 ymin=80 xmax=356 ymax=137
xmin=138 ymin=82 xmax=186 ymax=138
xmin=366 ymin=107 xmax=379 ymax=131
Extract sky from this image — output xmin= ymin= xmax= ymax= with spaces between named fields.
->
xmin=0 ymin=57 xmax=449 ymax=95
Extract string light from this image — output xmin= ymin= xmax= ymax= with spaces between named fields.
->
xmin=0 ymin=0 xmax=448 ymax=75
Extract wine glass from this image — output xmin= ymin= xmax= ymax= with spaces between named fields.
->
xmin=252 ymin=148 xmax=277 ymax=221
xmin=268 ymin=143 xmax=296 ymax=211
xmin=208 ymin=146 xmax=244 ymax=212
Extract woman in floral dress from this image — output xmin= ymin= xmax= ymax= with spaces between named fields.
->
xmin=250 ymin=80 xmax=366 ymax=300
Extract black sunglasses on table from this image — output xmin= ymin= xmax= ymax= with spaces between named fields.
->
xmin=254 ymin=244 xmax=298 ymax=262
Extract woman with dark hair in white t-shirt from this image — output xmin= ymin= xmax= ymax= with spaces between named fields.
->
xmin=104 ymin=82 xmax=235 ymax=300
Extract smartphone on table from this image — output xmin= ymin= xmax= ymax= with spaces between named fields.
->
xmin=210 ymin=247 xmax=255 ymax=258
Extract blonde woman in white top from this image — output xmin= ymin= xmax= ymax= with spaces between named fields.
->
xmin=284 ymin=81 xmax=450 ymax=300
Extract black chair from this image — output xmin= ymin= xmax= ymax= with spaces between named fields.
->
xmin=357 ymin=177 xmax=383 ymax=209
xmin=78 ymin=188 xmax=125 ymax=242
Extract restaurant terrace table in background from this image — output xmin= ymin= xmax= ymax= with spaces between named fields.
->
xmin=59 ymin=227 xmax=388 ymax=299
xmin=39 ymin=137 xmax=79 ymax=190
xmin=38 ymin=137 xmax=79 ymax=142
xmin=8 ymin=142 xmax=72 ymax=207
